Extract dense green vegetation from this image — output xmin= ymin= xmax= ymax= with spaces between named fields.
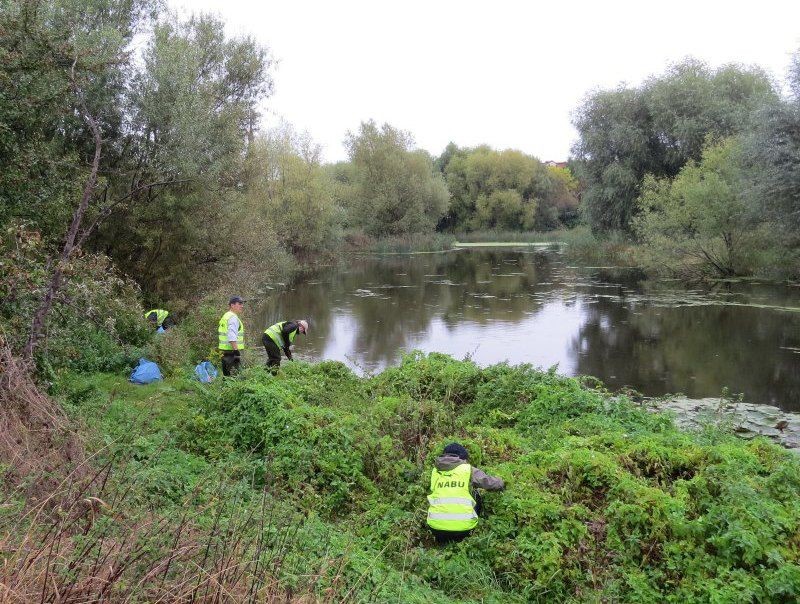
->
xmin=572 ymin=58 xmax=800 ymax=278
xmin=340 ymin=121 xmax=450 ymax=238
xmin=0 ymin=225 xmax=151 ymax=374
xmin=435 ymin=144 xmax=580 ymax=232
xmin=3 ymin=2 xmax=800 ymax=599
xmin=4 ymin=1 xmax=800 ymax=367
xmin=633 ymin=139 xmax=758 ymax=278
xmin=5 ymin=355 xmax=798 ymax=601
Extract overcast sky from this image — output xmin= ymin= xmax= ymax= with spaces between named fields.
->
xmin=167 ymin=0 xmax=800 ymax=164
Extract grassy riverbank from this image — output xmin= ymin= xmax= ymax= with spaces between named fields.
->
xmin=4 ymin=354 xmax=800 ymax=602
xmin=349 ymin=227 xmax=637 ymax=268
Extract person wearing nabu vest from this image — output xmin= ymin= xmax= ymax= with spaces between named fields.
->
xmin=427 ymin=442 xmax=505 ymax=544
xmin=218 ymin=296 xmax=245 ymax=376
xmin=262 ymin=319 xmax=308 ymax=368
xmin=144 ymin=308 xmax=175 ymax=331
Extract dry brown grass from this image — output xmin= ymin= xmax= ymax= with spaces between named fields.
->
xmin=0 ymin=338 xmax=347 ymax=602
xmin=0 ymin=460 xmax=347 ymax=603
xmin=0 ymin=336 xmax=86 ymax=502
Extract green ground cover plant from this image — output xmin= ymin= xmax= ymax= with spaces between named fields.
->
xmin=7 ymin=353 xmax=800 ymax=602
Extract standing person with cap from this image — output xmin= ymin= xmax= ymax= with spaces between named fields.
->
xmin=218 ymin=296 xmax=245 ymax=376
xmin=426 ymin=442 xmax=505 ymax=544
xmin=262 ymin=319 xmax=308 ymax=369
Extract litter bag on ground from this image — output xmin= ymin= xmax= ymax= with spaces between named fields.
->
xmin=129 ymin=358 xmax=162 ymax=384
xmin=194 ymin=360 xmax=218 ymax=383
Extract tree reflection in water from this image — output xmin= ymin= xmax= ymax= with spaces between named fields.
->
xmin=255 ymin=248 xmax=800 ymax=411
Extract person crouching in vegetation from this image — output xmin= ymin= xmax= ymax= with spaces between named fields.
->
xmin=144 ymin=308 xmax=175 ymax=331
xmin=218 ymin=296 xmax=245 ymax=376
xmin=427 ymin=442 xmax=505 ymax=544
xmin=262 ymin=319 xmax=308 ymax=368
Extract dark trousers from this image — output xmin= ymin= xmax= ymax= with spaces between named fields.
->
xmin=429 ymin=491 xmax=483 ymax=545
xmin=431 ymin=528 xmax=472 ymax=544
xmin=220 ymin=351 xmax=240 ymax=376
xmin=262 ymin=334 xmax=282 ymax=368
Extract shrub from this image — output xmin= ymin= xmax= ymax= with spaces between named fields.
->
xmin=0 ymin=225 xmax=151 ymax=374
xmin=67 ymin=352 xmax=800 ymax=601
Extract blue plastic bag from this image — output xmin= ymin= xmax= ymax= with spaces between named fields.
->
xmin=194 ymin=360 xmax=218 ymax=383
xmin=156 ymin=326 xmax=165 ymax=334
xmin=129 ymin=358 xmax=162 ymax=384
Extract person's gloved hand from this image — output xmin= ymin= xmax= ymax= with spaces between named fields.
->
xmin=233 ymin=350 xmax=241 ymax=359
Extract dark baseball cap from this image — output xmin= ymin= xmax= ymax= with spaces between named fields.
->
xmin=229 ymin=295 xmax=245 ymax=305
xmin=443 ymin=442 xmax=469 ymax=460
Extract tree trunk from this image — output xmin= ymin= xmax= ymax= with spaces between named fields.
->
xmin=23 ymin=82 xmax=103 ymax=360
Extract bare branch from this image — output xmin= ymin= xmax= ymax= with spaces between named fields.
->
xmin=24 ymin=64 xmax=103 ymax=359
xmin=75 ymin=178 xmax=192 ymax=248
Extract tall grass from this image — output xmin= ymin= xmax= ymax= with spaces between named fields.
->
xmin=350 ymin=231 xmax=457 ymax=254
xmin=557 ymin=226 xmax=638 ymax=266
xmin=453 ymin=229 xmax=569 ymax=244
xmin=0 ymin=457 xmax=351 ymax=603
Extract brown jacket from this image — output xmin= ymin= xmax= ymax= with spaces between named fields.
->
xmin=434 ymin=454 xmax=505 ymax=490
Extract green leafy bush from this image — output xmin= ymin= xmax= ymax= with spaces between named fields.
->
xmin=0 ymin=225 xmax=151 ymax=374
xmin=64 ymin=353 xmax=800 ymax=601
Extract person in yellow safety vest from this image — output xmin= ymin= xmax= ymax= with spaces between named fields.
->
xmin=427 ymin=442 xmax=505 ymax=544
xmin=144 ymin=309 xmax=175 ymax=330
xmin=218 ymin=296 xmax=245 ymax=376
xmin=262 ymin=319 xmax=308 ymax=368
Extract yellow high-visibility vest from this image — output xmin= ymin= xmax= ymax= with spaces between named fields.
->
xmin=426 ymin=463 xmax=478 ymax=532
xmin=145 ymin=309 xmax=169 ymax=326
xmin=264 ymin=321 xmax=298 ymax=348
xmin=218 ymin=311 xmax=245 ymax=350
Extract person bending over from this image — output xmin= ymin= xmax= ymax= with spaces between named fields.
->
xmin=262 ymin=319 xmax=308 ymax=368
xmin=144 ymin=308 xmax=175 ymax=331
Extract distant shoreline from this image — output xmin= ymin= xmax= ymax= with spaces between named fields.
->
xmin=452 ymin=241 xmax=562 ymax=247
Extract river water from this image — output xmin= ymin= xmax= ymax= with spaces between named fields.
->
xmin=254 ymin=246 xmax=800 ymax=411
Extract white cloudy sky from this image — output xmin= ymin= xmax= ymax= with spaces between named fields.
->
xmin=167 ymin=0 xmax=800 ymax=163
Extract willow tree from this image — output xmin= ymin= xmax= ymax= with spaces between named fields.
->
xmin=573 ymin=59 xmax=776 ymax=234
xmin=748 ymin=50 xmax=800 ymax=233
xmin=345 ymin=121 xmax=449 ymax=237
xmin=243 ymin=123 xmax=342 ymax=257
xmin=0 ymin=0 xmax=163 ymax=358
xmin=633 ymin=138 xmax=760 ymax=278
xmin=93 ymin=13 xmax=273 ymax=298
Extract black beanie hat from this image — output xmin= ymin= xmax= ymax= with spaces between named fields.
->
xmin=443 ymin=442 xmax=468 ymax=460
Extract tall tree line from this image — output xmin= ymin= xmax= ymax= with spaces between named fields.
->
xmin=571 ymin=56 xmax=800 ymax=278
xmin=1 ymin=0 xmax=273 ymax=302
xmin=6 ymin=0 xmax=800 ymax=356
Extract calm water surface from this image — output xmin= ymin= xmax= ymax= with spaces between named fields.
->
xmin=255 ymin=247 xmax=800 ymax=411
